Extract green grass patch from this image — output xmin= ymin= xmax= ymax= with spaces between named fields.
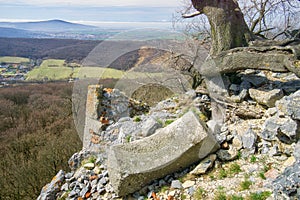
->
xmin=194 ymin=187 xmax=207 ymax=200
xmin=133 ymin=116 xmax=141 ymax=122
xmin=229 ymin=195 xmax=244 ymax=200
xmin=218 ymin=163 xmax=242 ymax=179
xmin=0 ymin=56 xmax=30 ymax=64
xmin=125 ymin=135 xmax=131 ymax=143
xmin=81 ymin=155 xmax=97 ymax=165
xmin=258 ymin=171 xmax=266 ymax=180
xmin=239 ymin=179 xmax=252 ymax=191
xmin=160 ymin=185 xmax=169 ymax=193
xmin=218 ymin=168 xmax=228 ymax=179
xmin=247 ymin=191 xmax=271 ymax=200
xmin=214 ymin=187 xmax=226 ymax=200
xmin=250 ymin=155 xmax=257 ymax=163
xmin=229 ymin=163 xmax=242 ymax=175
xmin=263 ymin=164 xmax=271 ymax=172
xmin=181 ymin=194 xmax=187 ymax=200
xmin=164 ymin=119 xmax=174 ymax=126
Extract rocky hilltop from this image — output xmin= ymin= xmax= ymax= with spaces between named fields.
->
xmin=38 ymin=69 xmax=300 ymax=200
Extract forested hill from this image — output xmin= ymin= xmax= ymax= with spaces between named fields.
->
xmin=0 ymin=37 xmax=101 ymax=62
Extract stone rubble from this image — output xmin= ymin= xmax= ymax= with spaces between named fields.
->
xmin=37 ymin=70 xmax=300 ymax=200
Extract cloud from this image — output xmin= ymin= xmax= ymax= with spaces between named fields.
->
xmin=0 ymin=0 xmax=181 ymax=7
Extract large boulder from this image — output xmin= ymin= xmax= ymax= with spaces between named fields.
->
xmin=107 ymin=111 xmax=219 ymax=196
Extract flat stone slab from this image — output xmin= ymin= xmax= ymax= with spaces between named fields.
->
xmin=249 ymin=88 xmax=284 ymax=108
xmin=107 ymin=111 xmax=219 ymax=196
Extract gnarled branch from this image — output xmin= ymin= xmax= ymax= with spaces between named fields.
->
xmin=199 ymin=43 xmax=300 ymax=78
xmin=182 ymin=11 xmax=202 ymax=18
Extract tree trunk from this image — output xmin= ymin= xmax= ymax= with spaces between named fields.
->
xmin=191 ymin=0 xmax=254 ymax=55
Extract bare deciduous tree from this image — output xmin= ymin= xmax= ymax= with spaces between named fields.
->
xmin=239 ymin=0 xmax=300 ymax=39
xmin=176 ymin=0 xmax=300 ymax=49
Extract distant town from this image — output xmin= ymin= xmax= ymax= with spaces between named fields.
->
xmin=0 ymin=61 xmax=34 ymax=84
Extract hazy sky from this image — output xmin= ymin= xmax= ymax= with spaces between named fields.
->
xmin=0 ymin=0 xmax=183 ymax=23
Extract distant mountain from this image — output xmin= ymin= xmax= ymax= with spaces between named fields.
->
xmin=0 ymin=37 xmax=100 ymax=62
xmin=0 ymin=27 xmax=49 ymax=38
xmin=0 ymin=19 xmax=97 ymax=33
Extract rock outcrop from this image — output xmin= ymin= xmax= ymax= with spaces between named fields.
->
xmin=107 ymin=111 xmax=219 ymax=196
xmin=37 ymin=170 xmax=65 ymax=200
xmin=37 ymin=68 xmax=300 ymax=200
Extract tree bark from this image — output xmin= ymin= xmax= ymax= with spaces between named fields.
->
xmin=200 ymin=43 xmax=300 ymax=78
xmin=191 ymin=0 xmax=254 ymax=55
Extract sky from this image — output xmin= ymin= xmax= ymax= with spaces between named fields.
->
xmin=0 ymin=0 xmax=183 ymax=24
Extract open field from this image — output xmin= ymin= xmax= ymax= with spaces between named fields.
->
xmin=26 ymin=66 xmax=73 ymax=80
xmin=40 ymin=59 xmax=66 ymax=67
xmin=0 ymin=56 xmax=30 ymax=64
xmin=77 ymin=67 xmax=125 ymax=79
xmin=26 ymin=59 xmax=71 ymax=80
xmin=26 ymin=59 xmax=126 ymax=81
xmin=26 ymin=59 xmax=167 ymax=81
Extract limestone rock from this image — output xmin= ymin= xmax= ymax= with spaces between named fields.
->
xmin=216 ymin=148 xmax=238 ymax=161
xmin=242 ymin=74 xmax=268 ymax=87
xmin=283 ymin=156 xmax=296 ymax=169
xmin=37 ymin=170 xmax=65 ymax=200
xmin=83 ymin=163 xmax=95 ymax=170
xmin=107 ymin=111 xmax=219 ymax=196
xmin=292 ymin=141 xmax=300 ymax=162
xmin=232 ymin=135 xmax=243 ymax=150
xmin=190 ymin=154 xmax=217 ymax=175
xmin=230 ymin=89 xmax=248 ymax=103
xmin=68 ymin=150 xmax=91 ymax=171
xmin=242 ymin=128 xmax=257 ymax=149
xmin=273 ymin=160 xmax=300 ymax=199
xmin=171 ymin=180 xmax=183 ymax=189
xmin=182 ymin=180 xmax=195 ymax=189
xmin=276 ymin=90 xmax=300 ymax=120
xmin=280 ymin=80 xmax=300 ymax=94
xmin=261 ymin=115 xmax=299 ymax=144
xmin=249 ymin=88 xmax=284 ymax=108
xmin=140 ymin=117 xmax=162 ymax=137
